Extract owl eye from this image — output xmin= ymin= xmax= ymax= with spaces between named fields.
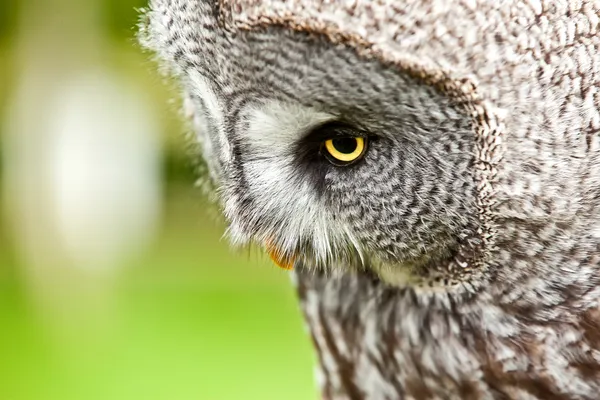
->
xmin=322 ymin=137 xmax=368 ymax=166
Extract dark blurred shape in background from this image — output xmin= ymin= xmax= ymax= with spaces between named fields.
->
xmin=0 ymin=1 xmax=316 ymax=399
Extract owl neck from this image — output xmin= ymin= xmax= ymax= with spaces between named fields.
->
xmin=295 ymin=268 xmax=600 ymax=398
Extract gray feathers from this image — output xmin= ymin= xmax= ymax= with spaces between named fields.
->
xmin=141 ymin=1 xmax=600 ymax=398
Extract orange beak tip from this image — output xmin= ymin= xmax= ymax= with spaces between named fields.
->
xmin=265 ymin=242 xmax=296 ymax=271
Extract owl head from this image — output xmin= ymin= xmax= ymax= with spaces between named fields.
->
xmin=141 ymin=0 xmax=503 ymax=292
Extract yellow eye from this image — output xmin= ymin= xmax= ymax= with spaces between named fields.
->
xmin=322 ymin=137 xmax=368 ymax=166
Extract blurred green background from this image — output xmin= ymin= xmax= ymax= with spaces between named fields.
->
xmin=0 ymin=1 xmax=317 ymax=399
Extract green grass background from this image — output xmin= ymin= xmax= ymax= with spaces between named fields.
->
xmin=0 ymin=0 xmax=318 ymax=399
xmin=0 ymin=192 xmax=317 ymax=400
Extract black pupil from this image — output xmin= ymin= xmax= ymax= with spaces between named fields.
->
xmin=332 ymin=138 xmax=358 ymax=154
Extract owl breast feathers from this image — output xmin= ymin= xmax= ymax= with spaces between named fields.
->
xmin=141 ymin=1 xmax=600 ymax=398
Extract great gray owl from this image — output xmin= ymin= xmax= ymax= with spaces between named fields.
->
xmin=140 ymin=0 xmax=600 ymax=398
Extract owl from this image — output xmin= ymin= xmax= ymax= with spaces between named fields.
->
xmin=140 ymin=0 xmax=600 ymax=398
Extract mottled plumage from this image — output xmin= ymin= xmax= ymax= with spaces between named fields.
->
xmin=140 ymin=1 xmax=600 ymax=398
